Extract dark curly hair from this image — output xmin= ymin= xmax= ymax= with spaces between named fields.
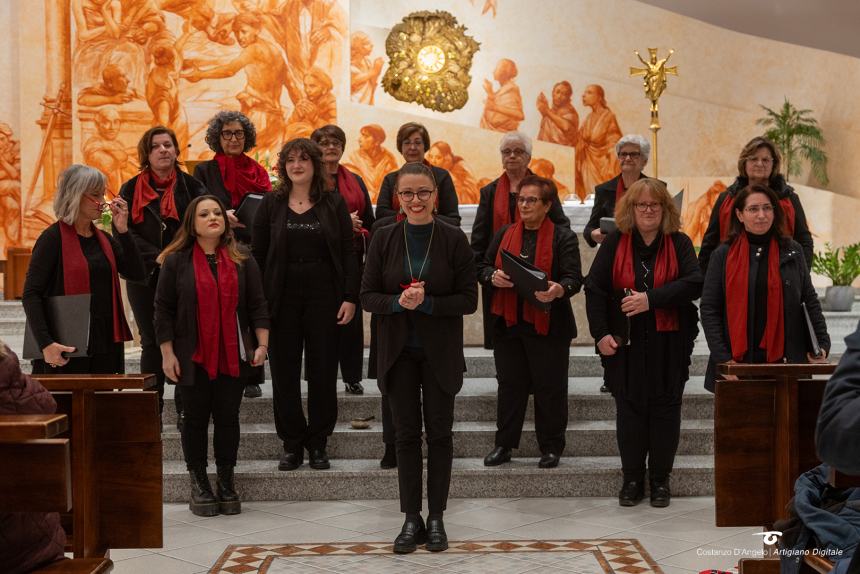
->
xmin=273 ymin=138 xmax=330 ymax=204
xmin=203 ymin=110 xmax=257 ymax=154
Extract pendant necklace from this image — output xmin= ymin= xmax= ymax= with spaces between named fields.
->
xmin=400 ymin=221 xmax=435 ymax=290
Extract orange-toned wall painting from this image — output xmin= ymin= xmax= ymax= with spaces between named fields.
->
xmin=574 ymin=84 xmax=622 ymax=203
xmin=468 ymin=0 xmax=498 ymax=17
xmin=0 ymin=123 xmax=22 ymax=253
xmin=682 ymin=179 xmax=726 ymax=246
xmin=480 ymin=59 xmax=524 ymax=133
xmin=342 ymin=124 xmax=399 ymax=200
xmin=537 ymin=81 xmax=579 ymax=148
xmin=427 ymin=141 xmax=480 ymax=205
xmin=285 ymin=66 xmax=337 ymax=139
xmin=529 ymin=157 xmax=570 ymax=201
xmin=350 ymin=32 xmax=383 ymax=105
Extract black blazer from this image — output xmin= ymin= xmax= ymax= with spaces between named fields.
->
xmin=477 ymin=222 xmax=582 ymax=341
xmin=816 ymin=320 xmax=860 ymax=474
xmin=375 ymin=166 xmax=461 ymax=225
xmin=22 ymin=222 xmax=145 ymax=351
xmin=119 ymin=170 xmax=207 ymax=276
xmin=700 ymin=238 xmax=830 ymax=392
xmin=583 ymin=173 xmax=652 ymax=247
xmin=252 ymin=191 xmax=358 ymax=318
xmin=153 ymin=247 xmax=269 ymax=385
xmin=361 ymin=219 xmax=478 ymax=394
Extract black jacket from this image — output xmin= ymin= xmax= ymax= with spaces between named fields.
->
xmin=192 ymin=159 xmax=265 ymax=244
xmin=119 ymin=170 xmax=207 ymax=277
xmin=252 ymin=191 xmax=358 ymax=318
xmin=375 ymin=165 xmax=461 ymax=225
xmin=697 ymin=175 xmax=814 ymax=274
xmin=153 ymin=247 xmax=269 ymax=385
xmin=583 ymin=173 xmax=652 ymax=247
xmin=22 ymin=223 xmax=145 ymax=351
xmin=477 ymin=222 xmax=582 ymax=341
xmin=816 ymin=320 xmax=860 ymax=474
xmin=361 ymin=219 xmax=478 ymax=394
xmin=700 ymin=238 xmax=830 ymax=392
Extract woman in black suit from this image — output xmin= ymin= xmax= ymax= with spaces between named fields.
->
xmin=252 ymin=138 xmax=358 ymax=472
xmin=585 ymin=178 xmax=702 ymax=508
xmin=478 ymin=175 xmax=582 ymax=469
xmin=120 ymin=126 xmax=206 ymax=423
xmin=155 ymin=195 xmax=269 ymax=517
xmin=361 ymin=162 xmax=478 ymax=554
xmin=24 ymin=164 xmax=144 ymax=374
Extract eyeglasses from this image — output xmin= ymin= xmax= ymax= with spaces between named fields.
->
xmin=221 ymin=130 xmax=246 ymax=140
xmin=84 ymin=194 xmax=109 ymax=211
xmin=501 ymin=148 xmax=527 ymax=157
xmin=398 ymin=190 xmax=433 ymax=201
xmin=316 ymin=139 xmax=342 ymax=148
xmin=747 ymin=157 xmax=773 ymax=165
xmin=516 ymin=196 xmax=542 ymax=206
xmin=619 ymin=151 xmax=641 ymax=159
xmin=402 ymin=139 xmax=424 ymax=148
xmin=634 ymin=202 xmax=662 ymax=212
xmin=743 ymin=204 xmax=774 ymax=215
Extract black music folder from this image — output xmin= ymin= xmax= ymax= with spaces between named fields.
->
xmin=599 ymin=217 xmax=617 ymax=235
xmin=234 ymin=192 xmax=265 ymax=228
xmin=500 ymin=249 xmax=551 ymax=312
xmin=801 ymin=302 xmax=822 ymax=357
xmin=22 ymin=294 xmax=91 ymax=360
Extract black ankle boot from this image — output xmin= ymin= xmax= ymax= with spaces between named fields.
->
xmin=618 ymin=480 xmax=645 ymax=507
xmin=380 ymin=443 xmax=397 ymax=469
xmin=189 ymin=466 xmax=219 ymax=517
xmin=216 ymin=466 xmax=242 ymax=515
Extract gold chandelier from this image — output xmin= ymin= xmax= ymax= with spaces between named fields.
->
xmin=382 ymin=10 xmax=480 ymax=113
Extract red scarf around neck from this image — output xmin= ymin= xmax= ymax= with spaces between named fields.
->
xmin=132 ymin=169 xmax=179 ymax=224
xmin=215 ymin=152 xmax=272 ymax=209
xmin=718 ymin=192 xmax=796 ymax=242
xmin=58 ymin=221 xmax=132 ymax=342
xmin=191 ymin=243 xmax=240 ymax=380
xmin=725 ymin=231 xmax=784 ymax=362
xmin=335 ymin=165 xmax=369 ymax=237
xmin=615 ymin=176 xmax=626 ymax=201
xmin=611 ymin=232 xmax=679 ymax=331
xmin=392 ymin=160 xmax=437 ymax=221
xmin=491 ymin=218 xmax=554 ymax=335
xmin=492 ymin=169 xmax=535 ymax=233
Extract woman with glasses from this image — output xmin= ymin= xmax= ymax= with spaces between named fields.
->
xmin=194 ymin=111 xmax=272 ymax=398
xmin=478 ymin=175 xmax=582 ymax=470
xmin=120 ymin=127 xmax=206 ymax=422
xmin=311 ymin=125 xmax=374 ymax=395
xmin=252 ymin=138 xmax=358 ymax=472
xmin=700 ymin=184 xmax=829 ymax=393
xmin=24 ymin=164 xmax=144 ymax=375
xmin=361 ymin=162 xmax=477 ymax=553
xmin=585 ymin=178 xmax=702 ymax=508
xmin=697 ymin=136 xmax=813 ymax=274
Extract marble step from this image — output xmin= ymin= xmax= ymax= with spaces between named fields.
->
xmin=161 ymin=455 xmax=715 ymax=502
xmin=160 ymin=419 xmax=714 ymax=461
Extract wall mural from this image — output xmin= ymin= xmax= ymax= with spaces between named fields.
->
xmin=0 ymin=123 xmax=22 ymax=249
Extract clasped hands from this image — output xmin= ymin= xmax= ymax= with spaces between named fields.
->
xmin=399 ymin=281 xmax=425 ymax=310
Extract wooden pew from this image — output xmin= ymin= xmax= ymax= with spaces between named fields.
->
xmin=31 ymin=374 xmax=163 ymax=560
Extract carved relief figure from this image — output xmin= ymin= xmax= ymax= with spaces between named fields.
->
xmin=0 ymin=123 xmax=22 ymax=247
xmin=342 ymin=124 xmax=398 ymax=201
xmin=574 ymin=84 xmax=622 ymax=203
xmin=537 ymin=81 xmax=579 ymax=147
xmin=77 ymin=63 xmax=142 ymax=107
xmin=82 ymin=107 xmax=131 ymax=198
xmin=529 ymin=157 xmax=569 ymax=201
xmin=285 ymin=67 xmax=337 ymax=139
xmin=683 ymin=180 xmax=726 ymax=246
xmin=350 ymin=31 xmax=383 ymax=105
xmin=426 ymin=141 xmax=480 ymax=204
xmin=481 ymin=59 xmax=524 ymax=132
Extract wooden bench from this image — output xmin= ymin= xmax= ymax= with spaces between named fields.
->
xmin=3 ymin=246 xmax=31 ymax=300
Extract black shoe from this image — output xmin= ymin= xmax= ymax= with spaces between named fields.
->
xmin=483 ymin=446 xmax=512 ymax=467
xmin=538 ymin=452 xmax=560 ymax=469
xmin=308 ymin=448 xmax=331 ymax=470
xmin=344 ymin=381 xmax=364 ymax=395
xmin=650 ymin=479 xmax=671 ymax=508
xmin=176 ymin=411 xmax=186 ymax=433
xmin=243 ymin=384 xmax=262 ymax=398
xmin=216 ymin=466 xmax=242 ymax=515
xmin=618 ymin=480 xmax=645 ymax=507
xmin=380 ymin=444 xmax=397 ymax=469
xmin=278 ymin=450 xmax=303 ymax=471
xmin=425 ymin=517 xmax=448 ymax=552
xmin=600 ymin=384 xmax=610 ymax=393
xmin=188 ymin=466 xmax=219 ymax=517
xmin=393 ymin=516 xmax=427 ymax=554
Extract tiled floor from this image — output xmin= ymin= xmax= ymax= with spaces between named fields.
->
xmin=107 ymin=496 xmax=764 ymax=573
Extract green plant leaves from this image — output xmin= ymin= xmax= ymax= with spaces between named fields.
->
xmin=812 ymin=242 xmax=860 ymax=286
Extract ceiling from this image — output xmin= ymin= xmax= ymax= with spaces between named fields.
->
xmin=634 ymin=0 xmax=860 ymax=60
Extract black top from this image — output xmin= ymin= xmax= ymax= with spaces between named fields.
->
xmin=286 ymin=207 xmax=328 ymax=261
xmin=78 ymin=235 xmax=115 ymax=354
xmin=375 ymin=165 xmax=461 ymax=226
xmin=398 ymin=221 xmax=435 ymax=347
xmin=746 ymin=231 xmax=771 ymax=364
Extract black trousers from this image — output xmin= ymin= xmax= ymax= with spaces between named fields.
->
xmin=178 ymin=365 xmax=245 ymax=470
xmin=614 ymin=394 xmax=682 ymax=482
xmin=127 ymin=281 xmax=182 ymax=415
xmin=493 ymin=331 xmax=569 ymax=455
xmin=386 ymin=347 xmax=455 ymax=514
xmin=337 ymin=300 xmax=364 ymax=384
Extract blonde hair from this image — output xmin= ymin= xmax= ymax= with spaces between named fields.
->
xmin=53 ymin=164 xmax=107 ymax=225
xmin=615 ymin=178 xmax=681 ymax=235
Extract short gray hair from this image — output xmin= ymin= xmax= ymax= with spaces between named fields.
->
xmin=53 ymin=164 xmax=107 ymax=225
xmin=499 ymin=131 xmax=532 ymax=156
xmin=204 ymin=110 xmax=258 ymax=154
xmin=615 ymin=134 xmax=650 ymax=163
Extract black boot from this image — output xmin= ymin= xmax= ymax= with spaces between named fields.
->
xmin=618 ymin=480 xmax=645 ymax=507
xmin=393 ymin=515 xmax=426 ymax=554
xmin=189 ymin=466 xmax=219 ymax=517
xmin=650 ymin=477 xmax=671 ymax=508
xmin=216 ymin=466 xmax=242 ymax=515
xmin=380 ymin=443 xmax=397 ymax=469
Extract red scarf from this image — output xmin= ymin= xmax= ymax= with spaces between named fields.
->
xmin=615 ymin=176 xmax=626 ymax=201
xmin=191 ymin=243 xmax=240 ymax=380
xmin=132 ymin=169 xmax=179 ymax=224
xmin=58 ymin=221 xmax=132 ymax=342
xmin=611 ymin=232 xmax=679 ymax=331
xmin=718 ymin=193 xmax=796 ymax=242
xmin=214 ymin=152 xmax=272 ymax=209
xmin=725 ymin=232 xmax=784 ymax=362
xmin=392 ymin=160 xmax=437 ymax=221
xmin=336 ymin=165 xmax=369 ymax=238
xmin=491 ymin=218 xmax=554 ymax=335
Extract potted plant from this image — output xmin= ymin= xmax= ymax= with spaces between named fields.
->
xmin=757 ymin=98 xmax=829 ymax=186
xmin=812 ymin=242 xmax=859 ymax=311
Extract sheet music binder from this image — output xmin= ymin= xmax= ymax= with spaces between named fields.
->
xmin=500 ymin=249 xmax=551 ymax=312
xmin=22 ymin=294 xmax=91 ymax=360
xmin=234 ymin=192 xmax=265 ymax=228
xmin=801 ymin=302 xmax=822 ymax=357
